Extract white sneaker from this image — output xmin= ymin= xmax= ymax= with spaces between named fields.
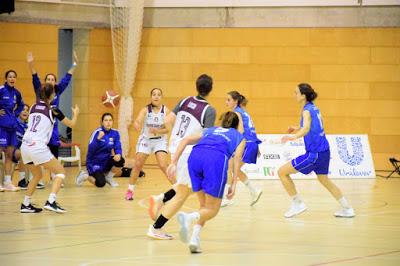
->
xmin=221 ymin=198 xmax=234 ymax=208
xmin=334 ymin=207 xmax=355 ymax=218
xmin=284 ymin=201 xmax=307 ymax=218
xmin=177 ymin=212 xmax=192 ymax=243
xmin=0 ymin=186 xmax=4 ymax=192
xmin=146 ymin=225 xmax=173 ymax=240
xmin=75 ymin=170 xmax=89 ymax=186
xmin=105 ymin=176 xmax=119 ymax=187
xmin=189 ymin=234 xmax=202 ymax=254
xmin=250 ymin=188 xmax=263 ymax=206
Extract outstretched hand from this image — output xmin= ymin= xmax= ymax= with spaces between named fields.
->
xmin=27 ymin=52 xmax=34 ymax=63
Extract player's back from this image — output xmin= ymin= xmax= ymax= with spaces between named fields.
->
xmin=23 ymin=101 xmax=54 ymax=145
xmin=169 ymin=96 xmax=211 ymax=154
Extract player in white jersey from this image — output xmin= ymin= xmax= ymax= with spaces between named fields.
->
xmin=147 ymin=74 xmax=216 ymax=240
xmin=125 ymin=88 xmax=173 ymax=200
xmin=19 ymin=83 xmax=79 ymax=213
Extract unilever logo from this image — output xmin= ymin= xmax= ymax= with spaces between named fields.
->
xmin=336 ymin=137 xmax=364 ymax=166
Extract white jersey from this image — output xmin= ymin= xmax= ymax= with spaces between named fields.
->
xmin=22 ymin=101 xmax=62 ymax=145
xmin=169 ymin=96 xmax=211 ymax=154
xmin=140 ymin=104 xmax=167 ymax=139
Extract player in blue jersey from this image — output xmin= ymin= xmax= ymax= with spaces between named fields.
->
xmin=278 ymin=83 xmax=355 ymax=218
xmin=0 ymin=70 xmax=24 ymax=192
xmin=170 ymin=111 xmax=245 ymax=253
xmin=222 ymin=91 xmax=262 ymax=206
xmin=75 ymin=113 xmax=125 ymax=188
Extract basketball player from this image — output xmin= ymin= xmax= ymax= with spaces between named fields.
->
xmin=20 ymin=83 xmax=79 ymax=213
xmin=173 ymin=111 xmax=245 ymax=253
xmin=146 ymin=74 xmax=216 ymax=240
xmin=0 ymin=70 xmax=24 ymax=192
xmin=222 ymin=91 xmax=263 ymax=207
xmin=27 ymin=52 xmax=78 ymax=187
xmin=278 ymin=83 xmax=355 ymax=218
xmin=125 ymin=88 xmax=173 ymax=200
xmin=75 ymin=113 xmax=124 ymax=188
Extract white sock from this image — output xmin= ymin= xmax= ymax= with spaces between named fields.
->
xmin=188 ymin=211 xmax=200 ymax=221
xmin=191 ymin=224 xmax=202 ymax=239
xmin=292 ymin=194 xmax=302 ymax=204
xmin=338 ymin=197 xmax=351 ymax=209
xmin=106 ymin=172 xmax=115 ymax=179
xmin=23 ymin=196 xmax=31 ymax=206
xmin=244 ymin=178 xmax=256 ymax=193
xmin=4 ymin=175 xmax=12 ymax=184
xmin=48 ymin=193 xmax=57 ymax=204
xmin=19 ymin=172 xmax=26 ymax=181
xmin=128 ymin=184 xmax=135 ymax=191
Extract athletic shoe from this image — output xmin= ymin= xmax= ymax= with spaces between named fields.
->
xmin=36 ymin=181 xmax=45 ymax=189
xmin=139 ymin=170 xmax=146 ymax=178
xmin=125 ymin=190 xmax=134 ymax=201
xmin=148 ymin=195 xmax=163 ymax=221
xmin=0 ymin=186 xmax=4 ymax=192
xmin=20 ymin=203 xmax=42 ymax=213
xmin=146 ymin=225 xmax=173 ymax=240
xmin=220 ymin=198 xmax=234 ymax=208
xmin=18 ymin=179 xmax=29 ymax=190
xmin=334 ymin=207 xmax=355 ymax=218
xmin=75 ymin=170 xmax=89 ymax=186
xmin=44 ymin=201 xmax=67 ymax=213
xmin=189 ymin=234 xmax=202 ymax=254
xmin=250 ymin=188 xmax=263 ymax=206
xmin=105 ymin=176 xmax=119 ymax=187
xmin=3 ymin=183 xmax=20 ymax=192
xmin=177 ymin=211 xmax=192 ymax=243
xmin=284 ymin=201 xmax=307 ymax=218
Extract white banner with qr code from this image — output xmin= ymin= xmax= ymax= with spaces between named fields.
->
xmin=242 ymin=134 xmax=375 ymax=179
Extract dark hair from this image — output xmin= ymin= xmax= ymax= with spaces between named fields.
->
xmin=220 ymin=111 xmax=239 ymax=129
xmin=150 ymin=88 xmax=163 ymax=96
xmin=227 ymin=91 xmax=247 ymax=107
xmin=40 ymin=83 xmax=55 ymax=102
xmin=298 ymin=83 xmax=318 ymax=102
xmin=45 ymin=73 xmax=57 ymax=83
xmin=101 ymin=112 xmax=113 ymax=122
xmin=196 ymin=74 xmax=213 ymax=97
xmin=5 ymin=70 xmax=17 ymax=79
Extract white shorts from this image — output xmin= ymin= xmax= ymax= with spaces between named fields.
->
xmin=174 ymin=152 xmax=191 ymax=187
xmin=136 ymin=136 xmax=168 ymax=155
xmin=21 ymin=142 xmax=54 ymax=165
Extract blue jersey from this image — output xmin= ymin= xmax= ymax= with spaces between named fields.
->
xmin=32 ymin=73 xmax=72 ymax=146
xmin=86 ymin=127 xmax=122 ymax=166
xmin=0 ymin=83 xmax=24 ymax=130
xmin=193 ymin=126 xmax=244 ymax=158
xmin=235 ymin=106 xmax=261 ymax=143
xmin=15 ymin=118 xmax=28 ymax=148
xmin=301 ymin=102 xmax=330 ymax=153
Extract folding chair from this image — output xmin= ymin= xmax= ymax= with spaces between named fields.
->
xmin=386 ymin=157 xmax=400 ymax=178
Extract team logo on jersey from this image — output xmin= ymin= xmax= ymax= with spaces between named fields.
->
xmin=188 ymin=102 xmax=197 ymax=110
xmin=154 ymin=117 xmax=159 ymax=122
xmin=336 ymin=137 xmax=364 ymax=166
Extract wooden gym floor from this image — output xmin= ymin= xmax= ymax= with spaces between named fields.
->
xmin=0 ymin=167 xmax=399 ymax=266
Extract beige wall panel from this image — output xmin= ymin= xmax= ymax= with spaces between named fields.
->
xmin=369 ymin=135 xmax=400 ymax=154
xmin=371 ymin=48 xmax=400 ymax=64
xmin=371 ymin=118 xmax=400 ymax=135
xmin=141 ymin=28 xmax=193 ymax=47
xmin=370 ymin=82 xmax=400 ymax=100
xmin=136 ymin=63 xmax=193 ymax=81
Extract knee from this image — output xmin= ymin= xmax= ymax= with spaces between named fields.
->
xmin=95 ymin=180 xmax=106 ymax=187
xmin=277 ymin=167 xmax=285 ymax=178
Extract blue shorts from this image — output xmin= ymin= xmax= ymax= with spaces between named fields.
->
xmin=291 ymin=150 xmax=330 ymax=175
xmin=242 ymin=141 xmax=259 ymax=164
xmin=188 ymin=148 xmax=229 ymax=199
xmin=0 ymin=127 xmax=17 ymax=147
xmin=86 ymin=157 xmax=125 ymax=176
